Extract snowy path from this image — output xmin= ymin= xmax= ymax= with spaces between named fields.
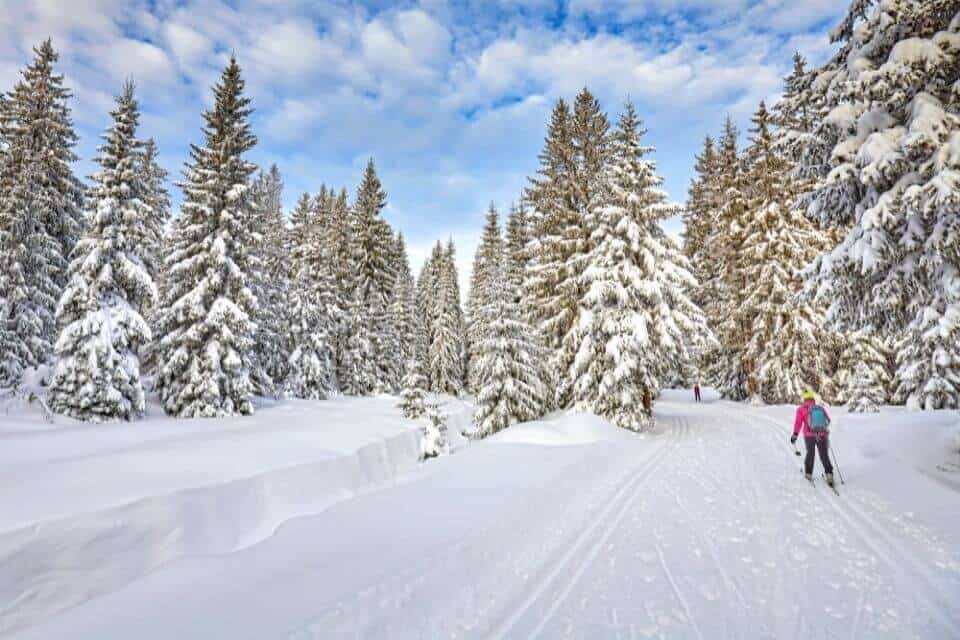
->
xmin=8 ymin=393 xmax=960 ymax=639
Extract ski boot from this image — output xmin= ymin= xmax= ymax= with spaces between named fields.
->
xmin=804 ymin=472 xmax=813 ymax=482
xmin=825 ymin=472 xmax=835 ymax=487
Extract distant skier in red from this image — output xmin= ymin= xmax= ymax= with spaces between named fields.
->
xmin=694 ymin=381 xmax=701 ymax=403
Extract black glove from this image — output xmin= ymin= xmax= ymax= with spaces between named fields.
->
xmin=790 ymin=434 xmax=798 ymax=445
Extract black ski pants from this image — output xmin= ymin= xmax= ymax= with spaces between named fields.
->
xmin=804 ymin=435 xmax=833 ymax=475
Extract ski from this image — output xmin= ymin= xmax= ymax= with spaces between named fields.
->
xmin=822 ymin=474 xmax=839 ymax=495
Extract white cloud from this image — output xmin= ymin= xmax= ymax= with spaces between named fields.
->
xmin=0 ymin=0 xmax=846 ymax=265
xmin=163 ymin=22 xmax=211 ymax=71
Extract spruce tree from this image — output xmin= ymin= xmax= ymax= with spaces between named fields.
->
xmin=801 ymin=0 xmax=960 ymax=408
xmin=397 ymin=358 xmax=428 ymax=420
xmin=429 ymin=242 xmax=465 ymax=395
xmin=286 ymin=191 xmax=338 ymax=400
xmin=737 ymin=102 xmax=830 ymax=404
xmin=135 ymin=138 xmax=171 ymax=286
xmin=847 ymin=362 xmax=884 ymax=413
xmin=350 ymin=159 xmax=399 ymax=392
xmin=248 ymin=165 xmax=290 ymax=395
xmin=420 ymin=404 xmax=449 ymax=459
xmin=338 ymin=293 xmax=376 ymax=396
xmin=48 ymin=82 xmax=155 ymax=421
xmin=710 ymin=117 xmax=753 ymax=400
xmin=504 ymin=201 xmax=530 ymax=305
xmin=155 ymin=57 xmax=258 ymax=418
xmin=466 ymin=204 xmax=504 ymax=392
xmin=473 ymin=258 xmax=550 ymax=438
xmin=0 ymin=39 xmax=84 ymax=385
xmin=414 ymin=243 xmax=443 ymax=373
xmin=523 ymin=96 xmax=589 ymax=407
xmin=571 ymin=102 xmax=708 ymax=430
xmin=682 ymin=135 xmax=720 ymax=312
xmin=830 ymin=330 xmax=892 ymax=405
xmin=393 ymin=233 xmax=417 ymax=371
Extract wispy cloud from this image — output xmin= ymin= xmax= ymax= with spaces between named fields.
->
xmin=0 ymin=0 xmax=844 ymax=291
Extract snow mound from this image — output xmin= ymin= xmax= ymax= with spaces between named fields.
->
xmin=487 ymin=411 xmax=633 ymax=446
xmin=0 ymin=395 xmax=429 ymax=635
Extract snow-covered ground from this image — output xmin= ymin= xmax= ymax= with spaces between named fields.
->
xmin=2 ymin=389 xmax=959 ymax=638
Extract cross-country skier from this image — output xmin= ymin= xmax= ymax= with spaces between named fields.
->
xmin=791 ymin=391 xmax=834 ymax=486
xmin=694 ymin=381 xmax=701 ymax=403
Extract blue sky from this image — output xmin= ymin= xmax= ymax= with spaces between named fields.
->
xmin=0 ymin=0 xmax=845 ymax=282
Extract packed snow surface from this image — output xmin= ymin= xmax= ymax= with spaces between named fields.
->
xmin=2 ymin=389 xmax=960 ymax=638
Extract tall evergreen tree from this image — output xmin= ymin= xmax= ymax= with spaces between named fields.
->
xmin=802 ymin=0 xmax=960 ymax=409
xmin=48 ymin=82 xmax=155 ymax=421
xmin=328 ymin=187 xmax=354 ymax=384
xmin=392 ymin=233 xmax=417 ymax=371
xmin=429 ymin=241 xmax=465 ymax=395
xmin=0 ymin=39 xmax=84 ymax=385
xmin=248 ymin=165 xmax=290 ymax=395
xmin=829 ymin=330 xmax=892 ymax=405
xmin=348 ymin=159 xmax=400 ymax=392
xmin=571 ymin=102 xmax=708 ymax=430
xmin=504 ymin=201 xmax=530 ymax=305
xmin=466 ymin=203 xmax=504 ymax=392
xmin=155 ymin=57 xmax=258 ymax=417
xmin=286 ymin=191 xmax=338 ymax=399
xmin=682 ymin=135 xmax=720 ymax=311
xmin=524 ymin=89 xmax=611 ymax=407
xmin=473 ymin=256 xmax=550 ymax=439
xmin=737 ymin=102 xmax=830 ymax=403
xmin=414 ymin=243 xmax=443 ymax=372
xmin=135 ymin=138 xmax=171 ymax=287
xmin=710 ymin=117 xmax=752 ymax=400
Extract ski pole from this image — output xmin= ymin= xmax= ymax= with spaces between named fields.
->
xmin=830 ymin=440 xmax=845 ymax=485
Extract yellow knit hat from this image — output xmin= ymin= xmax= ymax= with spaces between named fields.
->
xmin=802 ymin=391 xmax=816 ymax=400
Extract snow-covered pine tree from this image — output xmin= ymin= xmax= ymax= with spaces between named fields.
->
xmin=524 ymin=89 xmax=610 ymax=408
xmin=504 ymin=201 xmax=530 ymax=305
xmin=709 ymin=117 xmax=753 ymax=400
xmin=392 ymin=233 xmax=417 ymax=371
xmin=154 ymin=57 xmax=258 ymax=418
xmin=0 ymin=39 xmax=84 ymax=385
xmin=847 ymin=362 xmax=885 ymax=413
xmin=338 ymin=293 xmax=377 ymax=396
xmin=802 ymin=0 xmax=960 ymax=409
xmin=472 ymin=257 xmax=550 ymax=438
xmin=350 ymin=159 xmax=400 ymax=393
xmin=736 ymin=102 xmax=830 ymax=404
xmin=571 ymin=101 xmax=708 ymax=430
xmin=444 ymin=240 xmax=467 ymax=374
xmin=466 ymin=203 xmax=504 ymax=392
xmin=773 ymin=53 xmax=818 ymax=181
xmin=135 ymin=138 xmax=171 ymax=287
xmin=831 ymin=330 xmax=892 ymax=405
xmin=47 ymin=81 xmax=155 ymax=421
xmin=286 ymin=191 xmax=338 ymax=400
xmin=420 ymin=403 xmax=449 ymax=459
xmin=429 ymin=241 xmax=465 ymax=395
xmin=682 ymin=135 xmax=721 ymax=312
xmin=328 ymin=187 xmax=354 ymax=385
xmin=248 ymin=165 xmax=290 ymax=395
xmin=397 ymin=358 xmax=428 ymax=419
xmin=414 ymin=243 xmax=443 ymax=377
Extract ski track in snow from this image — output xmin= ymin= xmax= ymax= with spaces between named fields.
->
xmin=7 ymin=395 xmax=960 ymax=639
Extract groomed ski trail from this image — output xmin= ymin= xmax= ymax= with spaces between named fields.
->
xmin=489 ymin=418 xmax=693 ymax=640
xmin=11 ymin=394 xmax=960 ymax=640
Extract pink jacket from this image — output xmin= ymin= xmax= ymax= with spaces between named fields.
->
xmin=793 ymin=399 xmax=830 ymax=438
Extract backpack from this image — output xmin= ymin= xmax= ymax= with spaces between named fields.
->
xmin=808 ymin=404 xmax=830 ymax=433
